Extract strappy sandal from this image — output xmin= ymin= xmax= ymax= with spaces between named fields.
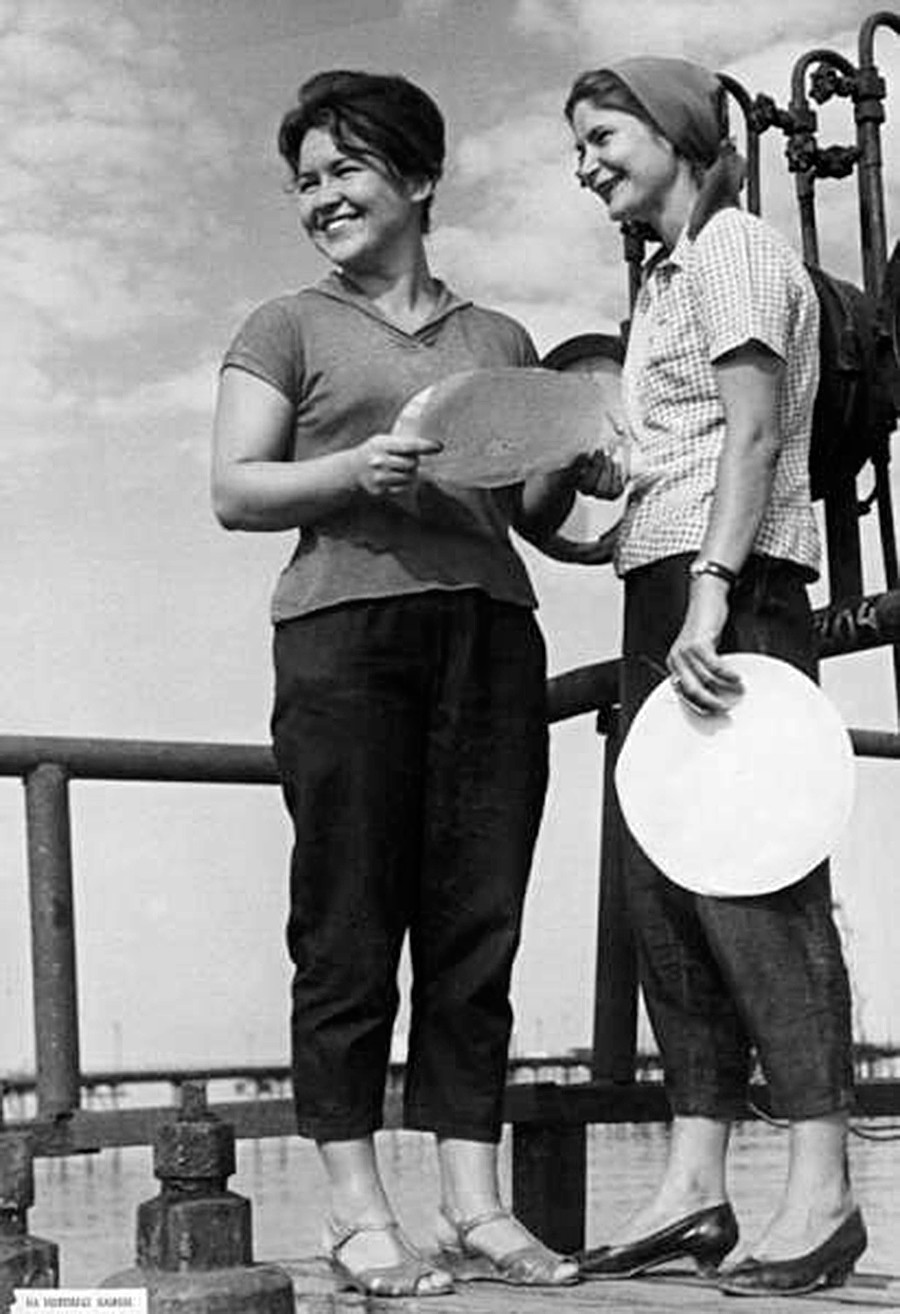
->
xmin=325 ymin=1217 xmax=454 ymax=1298
xmin=437 ymin=1205 xmax=580 ymax=1287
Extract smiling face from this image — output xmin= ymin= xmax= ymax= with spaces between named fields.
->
xmin=570 ymin=100 xmax=680 ymax=229
xmin=295 ymin=127 xmax=430 ymax=274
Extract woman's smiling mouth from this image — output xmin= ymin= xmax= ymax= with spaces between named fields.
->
xmin=594 ymin=174 xmax=623 ymax=205
xmin=316 ymin=211 xmax=360 ymax=234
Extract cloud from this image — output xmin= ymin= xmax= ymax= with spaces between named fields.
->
xmin=0 ymin=309 xmax=73 ymax=419
xmin=513 ymin=0 xmax=881 ymax=68
xmin=93 ymin=358 xmax=219 ymax=422
xmin=0 ymin=0 xmax=234 ymax=419
xmin=431 ymin=104 xmax=630 ymax=350
xmin=398 ymin=0 xmax=454 ymax=17
xmin=0 ymin=232 xmax=193 ymax=339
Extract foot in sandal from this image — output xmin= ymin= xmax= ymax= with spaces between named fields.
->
xmin=325 ymin=1216 xmax=454 ymax=1298
xmin=436 ymin=1205 xmax=580 ymax=1286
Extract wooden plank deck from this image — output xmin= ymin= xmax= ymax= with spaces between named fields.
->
xmin=280 ymin=1256 xmax=900 ymax=1312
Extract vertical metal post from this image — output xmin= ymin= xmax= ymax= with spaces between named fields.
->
xmin=719 ymin=73 xmax=761 ymax=215
xmin=855 ymin=14 xmax=900 ymax=717
xmin=591 ymin=710 xmax=638 ymax=1083
xmin=854 ymin=46 xmax=890 ymax=297
xmin=873 ymin=455 xmax=900 ymax=592
xmin=825 ymin=480 xmax=865 ymax=605
xmin=794 ymin=170 xmax=820 ymax=266
xmin=24 ymin=763 xmax=81 ymax=1118
xmin=787 ymin=79 xmax=820 ymax=267
xmin=512 ymin=1123 xmax=586 ymax=1255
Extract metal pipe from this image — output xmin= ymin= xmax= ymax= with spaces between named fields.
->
xmin=850 ymin=728 xmax=900 ymax=758
xmin=857 ymin=11 xmax=900 ymax=296
xmin=590 ymin=711 xmax=638 ymax=1082
xmin=25 ymin=764 xmax=81 ymax=1118
xmin=814 ymin=585 xmax=900 ymax=656
xmin=719 ymin=74 xmax=760 ymax=215
xmin=0 ymin=694 xmax=625 ymax=782
xmin=548 ymin=661 xmax=619 ymax=724
xmin=854 ymin=16 xmax=900 ymax=718
xmin=873 ymin=457 xmax=900 ymax=592
xmin=0 ymin=738 xmax=278 ymax=783
xmin=855 ymin=12 xmax=900 ymax=718
xmin=786 ymin=49 xmax=858 ymax=266
xmin=788 ymin=52 xmax=824 ymax=265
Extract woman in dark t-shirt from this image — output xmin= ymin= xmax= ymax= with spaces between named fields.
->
xmin=212 ymin=70 xmax=594 ymax=1299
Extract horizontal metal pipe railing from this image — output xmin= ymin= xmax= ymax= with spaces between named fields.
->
xmin=0 ymin=1052 xmax=666 ymax=1097
xmin=0 ymin=671 xmax=617 ymax=781
xmin=1 ymin=587 xmax=898 ymax=776
xmin=3 ymin=585 xmax=900 ymax=1139
xmin=1 ymin=706 xmax=899 ymax=775
xmin=0 ymin=737 xmax=278 ymax=783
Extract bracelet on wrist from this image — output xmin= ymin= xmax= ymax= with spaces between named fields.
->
xmin=688 ymin=557 xmax=738 ymax=589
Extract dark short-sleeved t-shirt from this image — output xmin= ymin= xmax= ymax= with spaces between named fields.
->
xmin=222 ymin=273 xmax=540 ymax=622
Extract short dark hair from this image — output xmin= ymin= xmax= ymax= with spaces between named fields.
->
xmin=278 ymin=70 xmax=445 ymax=232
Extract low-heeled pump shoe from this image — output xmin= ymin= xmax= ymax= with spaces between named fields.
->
xmin=580 ymin=1202 xmax=738 ymax=1278
xmin=718 ymin=1208 xmax=867 ymax=1297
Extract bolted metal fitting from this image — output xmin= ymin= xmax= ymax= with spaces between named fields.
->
xmin=853 ymin=67 xmax=887 ymax=125
xmin=106 ymin=1085 xmax=294 ymax=1313
xmin=153 ymin=1108 xmax=236 ymax=1195
xmin=0 ymin=1135 xmax=35 ymax=1222
xmin=809 ymin=63 xmax=855 ymax=105
xmin=0 ymin=1133 xmax=59 ymax=1306
xmin=154 ymin=1084 xmax=235 ymax=1187
xmin=137 ymin=1085 xmax=249 ymax=1272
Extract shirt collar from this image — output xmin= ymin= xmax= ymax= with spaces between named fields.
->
xmin=667 ymin=222 xmax=695 ymax=269
xmin=311 ymin=270 xmax=471 ymax=335
xmin=643 ymin=222 xmax=694 ymax=281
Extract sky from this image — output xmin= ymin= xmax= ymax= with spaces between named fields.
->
xmin=2 ymin=0 xmax=900 ymax=1075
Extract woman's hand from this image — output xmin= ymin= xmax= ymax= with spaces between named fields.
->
xmin=212 ymin=369 xmax=442 ymax=531
xmin=574 ymin=447 xmax=627 ymax=501
xmin=667 ymin=576 xmax=743 ymax=716
xmin=351 ymin=432 xmax=443 ymax=498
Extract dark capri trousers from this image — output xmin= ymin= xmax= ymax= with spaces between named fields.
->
xmin=271 ymin=589 xmax=549 ymax=1143
xmin=620 ymin=553 xmax=854 ymax=1121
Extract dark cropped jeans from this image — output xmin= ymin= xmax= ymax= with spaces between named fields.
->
xmin=271 ymin=590 xmax=548 ymax=1143
xmin=620 ymin=553 xmax=854 ymax=1120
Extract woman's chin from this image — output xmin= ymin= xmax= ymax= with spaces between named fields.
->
xmin=606 ymin=200 xmax=632 ymax=224
xmin=604 ymin=190 xmax=635 ymax=224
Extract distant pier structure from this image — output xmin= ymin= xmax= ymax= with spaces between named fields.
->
xmin=2 ymin=8 xmax=900 ymax=1302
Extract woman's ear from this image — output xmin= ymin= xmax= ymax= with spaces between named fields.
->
xmin=408 ymin=175 xmax=437 ymax=206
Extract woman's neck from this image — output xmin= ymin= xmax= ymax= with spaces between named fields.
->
xmin=650 ymin=167 xmax=700 ymax=250
xmin=337 ymin=245 xmax=440 ymax=332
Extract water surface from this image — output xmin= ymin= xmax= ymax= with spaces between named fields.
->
xmin=30 ymin=1121 xmax=900 ymax=1287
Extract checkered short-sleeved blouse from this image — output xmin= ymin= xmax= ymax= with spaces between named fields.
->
xmin=615 ymin=207 xmax=821 ymax=579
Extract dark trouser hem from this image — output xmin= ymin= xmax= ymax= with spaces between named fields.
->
xmin=404 ymin=1110 xmax=503 ymax=1143
xmin=666 ymin=1088 xmax=856 ymax=1122
xmin=295 ymin=1115 xmax=384 ymax=1143
xmin=666 ymin=1090 xmax=749 ymax=1122
xmin=766 ymin=1088 xmax=857 ymax=1122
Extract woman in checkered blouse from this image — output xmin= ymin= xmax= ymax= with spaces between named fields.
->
xmin=564 ymin=58 xmax=865 ymax=1295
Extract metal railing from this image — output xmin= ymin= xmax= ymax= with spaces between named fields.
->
xmin=4 ymin=587 xmax=900 ymax=1155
